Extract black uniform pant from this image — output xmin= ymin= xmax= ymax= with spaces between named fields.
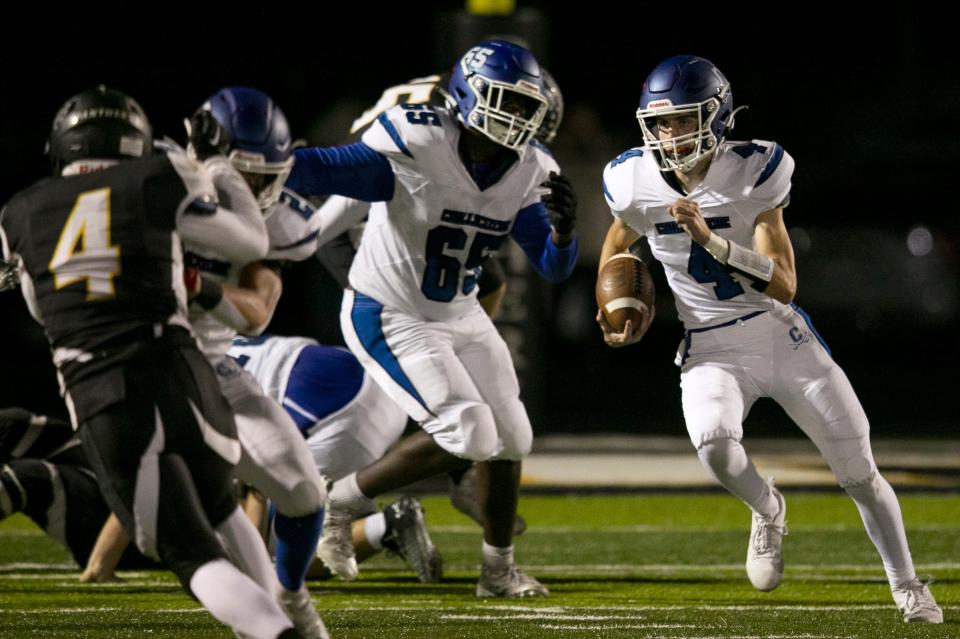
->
xmin=0 ymin=458 xmax=157 ymax=570
xmin=74 ymin=333 xmax=239 ymax=591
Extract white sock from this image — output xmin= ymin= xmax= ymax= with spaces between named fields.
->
xmin=697 ymin=439 xmax=778 ymax=517
xmin=215 ymin=506 xmax=277 ymax=592
xmin=844 ymin=474 xmax=917 ymax=588
xmin=190 ymin=558 xmax=292 ymax=639
xmin=363 ymin=512 xmax=387 ymax=550
xmin=329 ymin=472 xmax=375 ymax=513
xmin=482 ymin=541 xmax=514 ymax=567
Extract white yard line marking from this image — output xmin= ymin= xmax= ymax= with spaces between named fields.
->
xmin=441 ymin=614 xmax=683 ymax=622
xmin=334 ymin=603 xmax=959 ymax=612
xmin=2 ymin=607 xmax=204 ymax=614
xmin=0 ymin=561 xmax=77 ymax=571
xmin=428 ymin=523 xmax=960 ymax=533
xmin=638 ymin=635 xmax=845 ymax=639
xmin=521 ymin=562 xmax=960 ymax=573
xmin=539 ymin=624 xmax=698 ymax=630
xmin=2 ymin=561 xmax=958 ymax=580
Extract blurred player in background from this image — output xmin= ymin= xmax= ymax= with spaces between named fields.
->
xmin=598 ymin=54 xmax=942 ymax=623
xmin=181 ymin=87 xmax=329 ymax=638
xmin=285 ymin=39 xmax=578 ymax=597
xmin=0 ymin=87 xmax=306 ymax=638
xmin=229 ymin=334 xmax=441 ymax=583
xmin=0 ymin=407 xmax=160 ymax=578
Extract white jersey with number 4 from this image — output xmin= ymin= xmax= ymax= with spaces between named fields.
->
xmin=603 ymin=140 xmax=794 ymax=329
xmin=352 ymin=104 xmax=559 ymax=321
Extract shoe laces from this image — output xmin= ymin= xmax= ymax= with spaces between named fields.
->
xmin=896 ymin=576 xmax=937 ymax=611
xmin=324 ymin=509 xmax=353 ymax=546
xmin=751 ymin=514 xmax=787 ymax=556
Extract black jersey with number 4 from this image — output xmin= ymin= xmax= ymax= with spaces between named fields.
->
xmin=0 ymin=153 xmax=210 ymax=385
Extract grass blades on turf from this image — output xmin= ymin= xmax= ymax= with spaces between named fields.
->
xmin=1 ymin=493 xmax=957 ymax=638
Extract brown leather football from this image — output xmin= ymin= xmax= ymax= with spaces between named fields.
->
xmin=596 ymin=253 xmax=655 ymax=334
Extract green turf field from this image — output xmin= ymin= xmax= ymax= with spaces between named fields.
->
xmin=1 ymin=493 xmax=956 ymax=638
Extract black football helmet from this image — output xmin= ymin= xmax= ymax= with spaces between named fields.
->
xmin=46 ymin=85 xmax=153 ymax=174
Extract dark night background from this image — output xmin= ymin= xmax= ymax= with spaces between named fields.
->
xmin=1 ymin=3 xmax=957 ymax=439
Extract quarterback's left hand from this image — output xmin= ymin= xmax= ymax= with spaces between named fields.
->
xmin=669 ymin=198 xmax=710 ymax=245
xmin=541 ymin=172 xmax=577 ymax=235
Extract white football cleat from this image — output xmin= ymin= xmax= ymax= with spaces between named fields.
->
xmin=277 ymin=584 xmax=330 ymax=639
xmin=892 ymin=577 xmax=943 ymax=623
xmin=746 ymin=480 xmax=787 ymax=592
xmin=315 ymin=506 xmax=358 ymax=581
xmin=476 ymin=563 xmax=549 ymax=598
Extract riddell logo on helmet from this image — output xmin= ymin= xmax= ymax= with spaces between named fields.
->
xmin=647 ymin=100 xmax=674 ymax=109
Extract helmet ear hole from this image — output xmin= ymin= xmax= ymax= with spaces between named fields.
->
xmin=47 ymin=86 xmax=152 ymax=174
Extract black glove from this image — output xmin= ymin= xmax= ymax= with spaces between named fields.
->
xmin=541 ymin=171 xmax=577 ymax=235
xmin=187 ymin=109 xmax=231 ymax=160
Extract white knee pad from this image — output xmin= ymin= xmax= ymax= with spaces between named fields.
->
xmin=696 ymin=437 xmax=749 ymax=482
xmin=490 ymin=398 xmax=533 ymax=460
xmin=271 ymin=476 xmax=326 ymax=518
xmin=822 ymin=436 xmax=877 ymax=488
xmin=842 ymin=471 xmax=882 ymax=500
xmin=450 ymin=403 xmax=499 ymax=462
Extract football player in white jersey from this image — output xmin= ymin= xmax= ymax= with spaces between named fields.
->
xmin=228 ymin=334 xmax=442 ymax=583
xmin=311 ymin=66 xmax=566 ymax=542
xmin=182 ymin=87 xmax=330 ymax=638
xmin=285 ymin=40 xmax=578 ymax=597
xmin=599 ymin=55 xmax=941 ymax=623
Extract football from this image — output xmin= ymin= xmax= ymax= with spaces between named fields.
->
xmin=596 ymin=252 xmax=655 ymax=335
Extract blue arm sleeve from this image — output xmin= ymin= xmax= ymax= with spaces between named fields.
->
xmin=510 ymin=202 xmax=579 ymax=283
xmin=286 ymin=142 xmax=395 ymax=202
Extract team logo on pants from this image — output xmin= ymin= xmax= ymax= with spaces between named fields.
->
xmin=788 ymin=326 xmax=810 ymax=350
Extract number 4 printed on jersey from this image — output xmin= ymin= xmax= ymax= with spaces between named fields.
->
xmin=48 ymin=188 xmax=121 ymax=300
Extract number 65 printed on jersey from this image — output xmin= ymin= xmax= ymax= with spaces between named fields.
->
xmin=420 ymin=209 xmax=507 ymax=303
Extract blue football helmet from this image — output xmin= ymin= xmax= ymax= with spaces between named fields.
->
xmin=636 ymin=55 xmax=739 ymax=172
xmin=192 ymin=87 xmax=294 ymax=208
xmin=448 ymin=40 xmax=548 ymax=151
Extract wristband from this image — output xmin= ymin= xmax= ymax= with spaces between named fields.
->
xmin=195 ymin=277 xmax=224 ymax=310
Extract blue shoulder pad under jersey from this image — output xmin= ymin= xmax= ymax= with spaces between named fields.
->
xmin=510 ymin=202 xmax=578 ymax=283
xmin=286 ymin=142 xmax=395 ymax=202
